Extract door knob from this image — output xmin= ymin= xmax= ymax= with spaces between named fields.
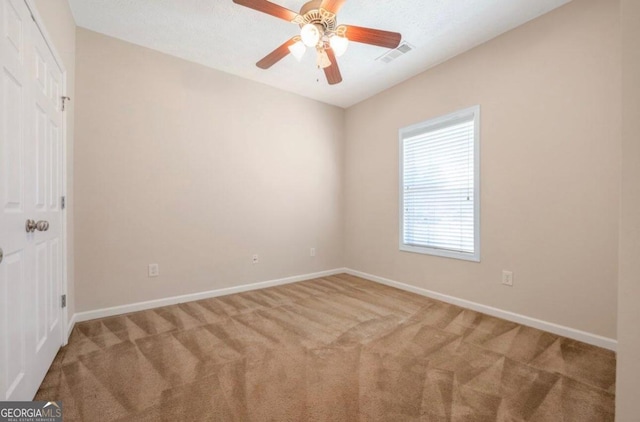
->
xmin=25 ymin=219 xmax=49 ymax=233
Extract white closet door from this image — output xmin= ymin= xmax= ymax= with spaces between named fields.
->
xmin=0 ymin=0 xmax=64 ymax=401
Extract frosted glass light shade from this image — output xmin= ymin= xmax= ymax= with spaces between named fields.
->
xmin=300 ymin=24 xmax=321 ymax=47
xmin=288 ymin=41 xmax=306 ymax=62
xmin=330 ymin=35 xmax=349 ymax=57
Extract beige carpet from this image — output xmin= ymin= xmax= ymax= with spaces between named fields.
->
xmin=36 ymin=274 xmax=616 ymax=421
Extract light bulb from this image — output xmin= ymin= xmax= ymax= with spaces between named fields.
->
xmin=300 ymin=23 xmax=321 ymax=47
xmin=330 ymin=35 xmax=349 ymax=57
xmin=317 ymin=49 xmax=331 ymax=69
xmin=288 ymin=40 xmax=306 ymax=62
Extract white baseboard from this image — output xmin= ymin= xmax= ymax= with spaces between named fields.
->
xmin=345 ymin=268 xmax=617 ymax=351
xmin=72 ymin=268 xmax=347 ymax=325
xmin=67 ymin=266 xmax=617 ymax=352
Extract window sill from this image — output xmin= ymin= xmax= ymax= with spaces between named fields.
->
xmin=400 ymin=244 xmax=480 ymax=262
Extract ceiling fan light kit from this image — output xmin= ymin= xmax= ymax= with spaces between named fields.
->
xmin=329 ymin=34 xmax=349 ymax=57
xmin=300 ymin=23 xmax=321 ymax=47
xmin=232 ymin=0 xmax=402 ymax=85
xmin=288 ymin=37 xmax=306 ymax=61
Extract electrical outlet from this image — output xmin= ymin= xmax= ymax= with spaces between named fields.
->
xmin=252 ymin=254 xmax=259 ymax=264
xmin=502 ymin=270 xmax=513 ymax=286
xmin=148 ymin=263 xmax=159 ymax=278
xmin=310 ymin=248 xmax=316 ymax=257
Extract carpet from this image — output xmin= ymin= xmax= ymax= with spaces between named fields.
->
xmin=36 ymin=274 xmax=616 ymax=421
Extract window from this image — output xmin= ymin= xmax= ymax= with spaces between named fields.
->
xmin=399 ymin=106 xmax=480 ymax=262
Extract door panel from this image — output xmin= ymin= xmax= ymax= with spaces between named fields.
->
xmin=0 ymin=0 xmax=31 ymax=401
xmin=1 ymin=251 xmax=25 ymax=398
xmin=34 ymin=48 xmax=44 ymax=92
xmin=5 ymin=0 xmax=22 ymax=55
xmin=0 ymin=0 xmax=64 ymax=400
xmin=49 ymin=238 xmax=60 ymax=330
xmin=34 ymin=104 xmax=45 ymax=209
xmin=49 ymin=122 xmax=59 ymax=209
xmin=28 ymin=1 xmax=64 ymax=394
xmin=34 ymin=240 xmax=47 ymax=351
xmin=2 ymin=69 xmax=23 ymax=210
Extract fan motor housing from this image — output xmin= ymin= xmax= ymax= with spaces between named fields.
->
xmin=296 ymin=0 xmax=337 ymax=32
xmin=299 ymin=0 xmax=322 ymax=15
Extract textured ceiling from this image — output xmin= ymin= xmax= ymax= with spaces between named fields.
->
xmin=68 ymin=0 xmax=571 ymax=108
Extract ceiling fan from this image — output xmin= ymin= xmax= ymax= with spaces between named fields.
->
xmin=232 ymin=0 xmax=402 ymax=85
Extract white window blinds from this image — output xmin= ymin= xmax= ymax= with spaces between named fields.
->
xmin=400 ymin=106 xmax=480 ymax=261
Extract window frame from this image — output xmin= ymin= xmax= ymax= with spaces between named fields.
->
xmin=398 ymin=105 xmax=481 ymax=262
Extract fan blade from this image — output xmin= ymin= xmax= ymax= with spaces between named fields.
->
xmin=233 ymin=0 xmax=299 ymax=22
xmin=343 ymin=25 xmax=401 ymax=49
xmin=320 ymin=0 xmax=347 ymax=14
xmin=323 ymin=49 xmax=342 ymax=85
xmin=256 ymin=38 xmax=298 ymax=69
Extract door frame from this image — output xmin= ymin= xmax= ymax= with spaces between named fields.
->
xmin=23 ymin=0 xmax=69 ymax=346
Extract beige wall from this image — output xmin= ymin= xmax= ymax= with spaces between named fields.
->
xmin=616 ymin=0 xmax=640 ymax=418
xmin=74 ymin=29 xmax=344 ymax=312
xmin=72 ymin=0 xmax=622 ymax=341
xmin=32 ymin=0 xmax=76 ymax=323
xmin=344 ymin=0 xmax=620 ymax=339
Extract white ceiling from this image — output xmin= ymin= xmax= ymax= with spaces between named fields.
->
xmin=68 ymin=0 xmax=571 ymax=108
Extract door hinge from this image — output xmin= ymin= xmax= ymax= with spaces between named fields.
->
xmin=61 ymin=196 xmax=66 ymax=210
xmin=61 ymin=294 xmax=67 ymax=309
xmin=61 ymin=96 xmax=71 ymax=111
